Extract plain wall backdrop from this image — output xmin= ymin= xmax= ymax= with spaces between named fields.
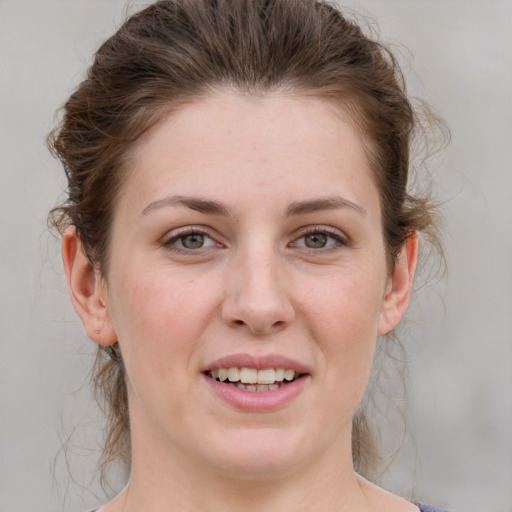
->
xmin=0 ymin=1 xmax=511 ymax=511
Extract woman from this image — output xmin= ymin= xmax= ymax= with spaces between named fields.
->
xmin=49 ymin=1 xmax=448 ymax=511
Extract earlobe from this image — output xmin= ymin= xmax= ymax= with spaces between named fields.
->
xmin=377 ymin=233 xmax=419 ymax=336
xmin=62 ymin=225 xmax=117 ymax=346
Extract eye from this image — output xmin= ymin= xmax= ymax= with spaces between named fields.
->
xmin=179 ymin=232 xmax=209 ymax=249
xmin=302 ymin=232 xmax=330 ymax=249
xmin=291 ymin=228 xmax=347 ymax=251
xmin=163 ymin=228 xmax=219 ymax=252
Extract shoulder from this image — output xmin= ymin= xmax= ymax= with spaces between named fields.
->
xmin=417 ymin=503 xmax=452 ymax=512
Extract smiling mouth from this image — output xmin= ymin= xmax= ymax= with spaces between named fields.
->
xmin=205 ymin=367 xmax=304 ymax=392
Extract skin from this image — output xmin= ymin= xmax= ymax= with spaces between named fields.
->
xmin=63 ymin=92 xmax=418 ymax=512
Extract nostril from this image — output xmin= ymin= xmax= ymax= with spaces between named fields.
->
xmin=233 ymin=319 xmax=245 ymax=326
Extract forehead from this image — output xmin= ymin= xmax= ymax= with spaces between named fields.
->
xmin=120 ymin=92 xmax=379 ymax=219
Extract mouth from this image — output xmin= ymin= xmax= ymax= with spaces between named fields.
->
xmin=205 ymin=367 xmax=304 ymax=392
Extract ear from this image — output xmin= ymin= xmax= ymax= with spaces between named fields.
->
xmin=378 ymin=232 xmax=419 ymax=336
xmin=62 ymin=225 xmax=117 ymax=345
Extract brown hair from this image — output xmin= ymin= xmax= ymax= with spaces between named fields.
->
xmin=49 ymin=0 xmax=445 ymax=480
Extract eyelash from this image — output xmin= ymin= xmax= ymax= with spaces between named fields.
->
xmin=290 ymin=227 xmax=349 ymax=252
xmin=162 ymin=227 xmax=220 ymax=253
xmin=162 ymin=226 xmax=349 ymax=254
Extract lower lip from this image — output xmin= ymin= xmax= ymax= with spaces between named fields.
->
xmin=202 ymin=374 xmax=310 ymax=412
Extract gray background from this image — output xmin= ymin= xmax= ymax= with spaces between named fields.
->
xmin=0 ymin=0 xmax=511 ymax=511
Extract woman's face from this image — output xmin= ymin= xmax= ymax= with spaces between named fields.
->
xmin=89 ymin=92 xmax=412 ymax=478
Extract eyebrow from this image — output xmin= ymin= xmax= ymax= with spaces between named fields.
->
xmin=141 ymin=195 xmax=232 ymax=217
xmin=140 ymin=194 xmax=366 ymax=218
xmin=286 ymin=196 xmax=367 ymax=217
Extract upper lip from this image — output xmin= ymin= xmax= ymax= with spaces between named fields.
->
xmin=202 ymin=353 xmax=311 ymax=374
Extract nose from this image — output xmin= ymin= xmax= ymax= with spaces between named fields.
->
xmin=221 ymin=250 xmax=295 ymax=335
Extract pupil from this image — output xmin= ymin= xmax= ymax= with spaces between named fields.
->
xmin=305 ymin=233 xmax=327 ymax=248
xmin=182 ymin=233 xmax=204 ymax=249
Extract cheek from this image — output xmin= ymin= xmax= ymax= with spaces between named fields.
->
xmin=108 ymin=269 xmax=220 ymax=378
xmin=301 ymin=267 xmax=385 ymax=388
xmin=304 ymin=267 xmax=385 ymax=340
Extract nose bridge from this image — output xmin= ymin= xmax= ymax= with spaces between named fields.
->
xmin=222 ymin=239 xmax=294 ymax=334
xmin=243 ymin=250 xmax=281 ymax=303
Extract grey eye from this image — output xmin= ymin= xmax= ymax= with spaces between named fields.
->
xmin=303 ymin=233 xmax=328 ymax=248
xmin=180 ymin=233 xmax=206 ymax=249
xmin=164 ymin=229 xmax=218 ymax=253
xmin=292 ymin=229 xmax=345 ymax=251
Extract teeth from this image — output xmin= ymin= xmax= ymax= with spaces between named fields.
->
xmin=227 ymin=367 xmax=240 ymax=382
xmin=235 ymin=383 xmax=281 ymax=392
xmin=209 ymin=367 xmax=299 ymax=385
xmin=257 ymin=368 xmax=276 ymax=384
xmin=274 ymin=368 xmax=285 ymax=381
xmin=236 ymin=383 xmax=257 ymax=391
xmin=284 ymin=369 xmax=295 ymax=381
xmin=240 ymin=367 xmax=258 ymax=384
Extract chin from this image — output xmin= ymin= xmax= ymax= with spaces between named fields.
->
xmin=199 ymin=428 xmax=309 ymax=480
